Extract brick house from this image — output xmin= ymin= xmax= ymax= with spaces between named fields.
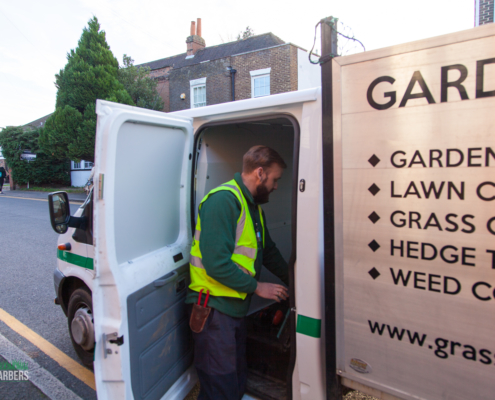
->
xmin=475 ymin=0 xmax=494 ymax=26
xmin=139 ymin=19 xmax=320 ymax=112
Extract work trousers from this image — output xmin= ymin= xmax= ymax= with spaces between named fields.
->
xmin=189 ymin=305 xmax=247 ymax=400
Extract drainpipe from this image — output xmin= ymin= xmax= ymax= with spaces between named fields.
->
xmin=228 ymin=67 xmax=236 ymax=101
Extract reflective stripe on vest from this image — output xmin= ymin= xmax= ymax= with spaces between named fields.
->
xmin=189 ymin=179 xmax=265 ymax=300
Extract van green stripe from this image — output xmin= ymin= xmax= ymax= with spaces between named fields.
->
xmin=57 ymin=249 xmax=94 ymax=270
xmin=296 ymin=315 xmax=321 ymax=338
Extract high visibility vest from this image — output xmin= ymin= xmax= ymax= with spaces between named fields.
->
xmin=189 ymin=179 xmax=265 ymax=300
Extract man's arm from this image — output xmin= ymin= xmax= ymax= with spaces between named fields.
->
xmin=199 ymin=191 xmax=258 ymax=294
xmin=262 ymin=211 xmax=289 ymax=286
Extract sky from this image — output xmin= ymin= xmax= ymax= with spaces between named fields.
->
xmin=0 ymin=0 xmax=474 ymax=129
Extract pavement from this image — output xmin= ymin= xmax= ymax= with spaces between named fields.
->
xmin=0 ymin=186 xmax=88 ymax=203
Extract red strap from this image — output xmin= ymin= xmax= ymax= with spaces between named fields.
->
xmin=204 ymin=290 xmax=210 ymax=307
xmin=197 ymin=288 xmax=204 ymax=305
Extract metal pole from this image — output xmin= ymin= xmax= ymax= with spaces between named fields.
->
xmin=320 ymin=16 xmax=342 ymax=400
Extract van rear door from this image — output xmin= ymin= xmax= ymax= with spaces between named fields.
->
xmin=92 ymin=100 xmax=195 ymax=400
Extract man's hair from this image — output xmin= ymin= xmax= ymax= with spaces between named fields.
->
xmin=242 ymin=145 xmax=287 ymax=173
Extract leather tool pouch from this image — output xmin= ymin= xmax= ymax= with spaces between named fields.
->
xmin=190 ymin=303 xmax=211 ymax=333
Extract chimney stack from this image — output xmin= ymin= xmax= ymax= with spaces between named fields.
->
xmin=197 ymin=18 xmax=202 ymax=37
xmin=186 ymin=18 xmax=205 ymax=57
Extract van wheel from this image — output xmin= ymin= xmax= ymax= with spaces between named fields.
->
xmin=68 ymin=288 xmax=94 ymax=370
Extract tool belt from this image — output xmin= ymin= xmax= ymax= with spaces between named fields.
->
xmin=189 ymin=289 xmax=211 ymax=333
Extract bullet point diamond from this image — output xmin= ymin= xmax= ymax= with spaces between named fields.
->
xmin=368 ymin=154 xmax=380 ymax=167
xmin=368 ymin=212 xmax=380 ymax=224
xmin=368 ymin=240 xmax=380 ymax=252
xmin=368 ymin=184 xmax=380 ymax=196
xmin=369 ymin=267 xmax=380 ymax=279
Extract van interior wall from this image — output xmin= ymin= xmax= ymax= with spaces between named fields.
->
xmin=195 ymin=120 xmax=294 ymax=315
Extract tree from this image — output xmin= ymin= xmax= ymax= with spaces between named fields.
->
xmin=237 ymin=26 xmax=255 ymax=40
xmin=39 ymin=17 xmax=134 ymax=163
xmin=0 ymin=127 xmax=70 ymax=186
xmin=118 ymin=55 xmax=164 ymax=111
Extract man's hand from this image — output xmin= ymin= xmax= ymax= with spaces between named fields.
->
xmin=254 ymin=282 xmax=288 ymax=302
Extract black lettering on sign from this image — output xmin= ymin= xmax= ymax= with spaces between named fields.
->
xmin=486 ymin=148 xmax=495 ymax=166
xmin=430 ymin=150 xmax=443 ymax=167
xmin=390 ymin=148 xmax=494 ymax=168
xmin=421 ymin=181 xmax=445 ymax=199
xmin=367 ymin=58 xmax=495 ymax=110
xmin=389 ymin=268 xmax=461 ymax=295
xmin=441 ymin=64 xmax=469 ymax=102
xmin=472 ymin=281 xmax=495 ymax=301
xmin=390 ymin=239 xmax=476 ymax=266
xmin=408 ymin=151 xmax=427 ymax=167
xmin=446 ymin=149 xmax=464 ymax=167
xmin=477 ymin=182 xmax=495 ymax=201
xmin=390 ymin=181 xmax=463 ymax=200
xmin=367 ymin=76 xmax=396 ymax=110
xmin=391 ymin=151 xmax=406 ymax=168
xmin=476 ymin=58 xmax=495 ymax=99
xmin=468 ymin=148 xmax=483 ymax=167
xmin=399 ymin=71 xmax=436 ymax=107
xmin=487 ymin=250 xmax=495 ymax=269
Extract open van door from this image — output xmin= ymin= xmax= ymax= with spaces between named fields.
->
xmin=92 ymin=100 xmax=195 ymax=400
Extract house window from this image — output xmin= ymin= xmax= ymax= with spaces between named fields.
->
xmin=250 ymin=68 xmax=271 ymax=98
xmin=72 ymin=160 xmax=94 ymax=170
xmin=190 ymin=77 xmax=207 ymax=108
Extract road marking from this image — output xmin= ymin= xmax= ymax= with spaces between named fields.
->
xmin=0 ymin=195 xmax=48 ymax=202
xmin=0 ymin=195 xmax=84 ymax=204
xmin=0 ymin=332 xmax=83 ymax=400
xmin=0 ymin=308 xmax=95 ymax=390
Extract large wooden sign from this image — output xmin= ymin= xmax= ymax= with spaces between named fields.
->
xmin=332 ymin=24 xmax=495 ymax=399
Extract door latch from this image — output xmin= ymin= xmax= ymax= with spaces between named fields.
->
xmin=299 ymin=179 xmax=306 ymax=192
xmin=103 ymin=332 xmax=124 ymax=358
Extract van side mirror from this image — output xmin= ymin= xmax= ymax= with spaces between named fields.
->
xmin=48 ymin=192 xmax=71 ymax=234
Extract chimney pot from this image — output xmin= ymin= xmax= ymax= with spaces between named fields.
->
xmin=186 ymin=18 xmax=205 ymax=56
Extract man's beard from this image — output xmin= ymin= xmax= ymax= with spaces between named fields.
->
xmin=253 ymin=180 xmax=271 ymax=204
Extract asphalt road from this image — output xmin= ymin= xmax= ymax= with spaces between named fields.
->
xmin=0 ymin=189 xmax=96 ymax=399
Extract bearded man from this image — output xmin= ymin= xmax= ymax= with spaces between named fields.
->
xmin=186 ymin=145 xmax=289 ymax=400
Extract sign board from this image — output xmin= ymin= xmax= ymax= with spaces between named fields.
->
xmin=332 ymin=25 xmax=495 ymax=399
xmin=20 ymin=150 xmax=36 ymax=162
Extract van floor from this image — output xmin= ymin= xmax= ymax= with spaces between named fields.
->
xmin=245 ymin=302 xmax=291 ymax=400
xmin=246 ymin=370 xmax=286 ymax=400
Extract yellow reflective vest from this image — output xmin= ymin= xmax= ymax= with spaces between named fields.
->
xmin=189 ymin=179 xmax=265 ymax=300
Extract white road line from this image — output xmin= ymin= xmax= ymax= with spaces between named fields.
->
xmin=0 ymin=332 xmax=82 ymax=400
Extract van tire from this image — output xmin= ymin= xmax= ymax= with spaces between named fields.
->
xmin=68 ymin=288 xmax=94 ymax=370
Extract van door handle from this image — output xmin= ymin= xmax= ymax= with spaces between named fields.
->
xmin=154 ymin=271 xmax=178 ymax=287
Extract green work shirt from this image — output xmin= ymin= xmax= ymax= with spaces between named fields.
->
xmin=186 ymin=173 xmax=289 ymax=318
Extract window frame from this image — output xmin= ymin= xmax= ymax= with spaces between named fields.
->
xmin=190 ymin=77 xmax=207 ymax=108
xmin=250 ymin=68 xmax=271 ymax=98
xmin=72 ymin=160 xmax=94 ymax=170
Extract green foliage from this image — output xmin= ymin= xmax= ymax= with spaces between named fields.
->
xmin=0 ymin=127 xmax=70 ymax=185
xmin=237 ymin=26 xmax=255 ymax=40
xmin=118 ymin=55 xmax=164 ymax=111
xmin=39 ymin=16 xmax=134 ymax=163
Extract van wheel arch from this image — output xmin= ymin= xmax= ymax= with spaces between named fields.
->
xmin=60 ymin=277 xmax=92 ymax=316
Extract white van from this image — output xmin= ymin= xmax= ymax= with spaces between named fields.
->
xmin=49 ymin=87 xmax=327 ymax=400
xmin=49 ymin=24 xmax=495 ymax=400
